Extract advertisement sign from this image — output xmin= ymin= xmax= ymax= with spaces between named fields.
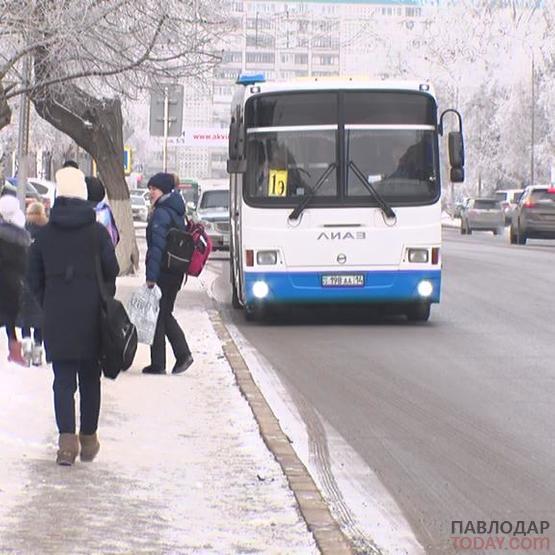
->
xmin=164 ymin=128 xmax=229 ymax=148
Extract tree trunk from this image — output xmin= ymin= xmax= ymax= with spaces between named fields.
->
xmin=0 ymin=80 xmax=11 ymax=131
xmin=33 ymin=83 xmax=139 ymax=275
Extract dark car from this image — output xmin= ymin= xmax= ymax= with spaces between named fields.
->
xmin=460 ymin=198 xmax=504 ymax=235
xmin=510 ymin=186 xmax=555 ymax=245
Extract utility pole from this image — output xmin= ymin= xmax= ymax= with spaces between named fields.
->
xmin=531 ymin=52 xmax=535 ymax=187
xmin=163 ymin=86 xmax=169 ymax=172
xmin=16 ymin=55 xmax=31 ymax=210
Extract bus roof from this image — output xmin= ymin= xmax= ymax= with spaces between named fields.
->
xmin=238 ymin=77 xmax=436 ymax=98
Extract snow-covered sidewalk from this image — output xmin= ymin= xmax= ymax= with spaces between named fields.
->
xmin=0 ymin=274 xmax=317 ymax=553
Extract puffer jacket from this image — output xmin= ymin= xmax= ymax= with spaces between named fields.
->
xmin=145 ymin=191 xmax=186 ymax=284
xmin=0 ymin=222 xmax=31 ymax=325
xmin=27 ymin=197 xmax=119 ymax=361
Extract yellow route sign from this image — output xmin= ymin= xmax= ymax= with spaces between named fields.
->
xmin=268 ymin=169 xmax=288 ymax=197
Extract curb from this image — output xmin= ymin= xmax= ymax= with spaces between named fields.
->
xmin=209 ymin=311 xmax=354 ymax=555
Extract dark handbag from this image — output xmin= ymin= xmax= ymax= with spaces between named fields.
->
xmin=92 ymin=226 xmax=137 ymax=379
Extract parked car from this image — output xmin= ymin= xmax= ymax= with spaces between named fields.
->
xmin=131 ymin=194 xmax=149 ymax=222
xmin=509 ymin=185 xmax=555 ymax=245
xmin=1 ymin=180 xmax=50 ymax=212
xmin=495 ymin=188 xmax=524 ymax=224
xmin=28 ymin=178 xmax=57 ymax=209
xmin=129 ymin=188 xmax=149 ymax=202
xmin=195 ymin=187 xmax=230 ymax=250
xmin=460 ymin=198 xmax=504 ymax=235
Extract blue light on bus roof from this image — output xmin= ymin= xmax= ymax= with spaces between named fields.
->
xmin=236 ymin=73 xmax=266 ymax=85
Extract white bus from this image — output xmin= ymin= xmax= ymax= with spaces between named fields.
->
xmin=227 ymin=76 xmax=464 ymax=321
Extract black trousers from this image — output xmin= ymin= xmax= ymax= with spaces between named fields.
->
xmin=151 ymin=278 xmax=190 ymax=370
xmin=52 ymin=360 xmax=101 ymax=435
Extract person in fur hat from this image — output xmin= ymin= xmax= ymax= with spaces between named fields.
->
xmin=27 ymin=166 xmax=119 ymax=466
xmin=0 ymin=195 xmax=31 ymax=365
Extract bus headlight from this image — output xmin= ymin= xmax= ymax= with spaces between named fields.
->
xmin=408 ymin=248 xmax=429 ymax=263
xmin=252 ymin=281 xmax=269 ymax=299
xmin=417 ymin=280 xmax=433 ymax=298
xmin=256 ymin=250 xmax=277 ymax=265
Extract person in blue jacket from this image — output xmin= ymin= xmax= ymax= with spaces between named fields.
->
xmin=143 ymin=172 xmax=193 ymax=375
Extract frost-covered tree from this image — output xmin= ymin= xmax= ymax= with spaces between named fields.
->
xmin=0 ymin=0 xmax=227 ymax=273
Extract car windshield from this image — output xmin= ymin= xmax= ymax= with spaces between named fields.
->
xmin=473 ymin=199 xmax=500 ymax=209
xmin=495 ymin=192 xmax=507 ymax=202
xmin=199 ymin=190 xmax=229 ymax=210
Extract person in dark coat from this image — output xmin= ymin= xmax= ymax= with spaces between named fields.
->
xmin=0 ymin=195 xmax=31 ymax=366
xmin=19 ymin=201 xmax=48 ymax=366
xmin=143 ymin=172 xmax=193 ymax=375
xmin=27 ymin=166 xmax=119 ymax=466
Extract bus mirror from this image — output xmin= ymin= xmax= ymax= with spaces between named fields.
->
xmin=227 ymin=159 xmax=246 ymax=174
xmin=450 ymin=167 xmax=464 ymax=183
xmin=448 ymin=131 xmax=464 ymax=169
xmin=228 ymin=118 xmax=245 ymax=161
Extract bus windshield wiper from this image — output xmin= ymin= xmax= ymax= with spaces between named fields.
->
xmin=289 ymin=162 xmax=337 ymax=220
xmin=348 ymin=160 xmax=396 ymax=220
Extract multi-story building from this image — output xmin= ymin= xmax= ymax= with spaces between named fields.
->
xmin=175 ymin=0 xmax=423 ymax=180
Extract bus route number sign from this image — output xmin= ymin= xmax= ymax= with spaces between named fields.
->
xmin=268 ymin=170 xmax=288 ymax=197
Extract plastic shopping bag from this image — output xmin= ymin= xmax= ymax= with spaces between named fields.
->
xmin=126 ymin=284 xmax=161 ymax=345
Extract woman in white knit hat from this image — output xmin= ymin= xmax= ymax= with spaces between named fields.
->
xmin=0 ymin=194 xmax=31 ymax=365
xmin=27 ymin=166 xmax=119 ymax=465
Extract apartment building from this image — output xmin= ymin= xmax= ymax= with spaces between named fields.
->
xmin=181 ymin=0 xmax=423 ymax=179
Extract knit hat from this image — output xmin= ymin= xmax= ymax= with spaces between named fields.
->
xmin=55 ymin=167 xmax=87 ymax=200
xmin=147 ymin=172 xmax=175 ymax=195
xmin=85 ymin=176 xmax=106 ymax=203
xmin=0 ymin=195 xmax=25 ymax=228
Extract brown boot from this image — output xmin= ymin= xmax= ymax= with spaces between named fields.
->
xmin=56 ymin=433 xmax=79 ymax=466
xmin=79 ymin=433 xmax=100 ymax=462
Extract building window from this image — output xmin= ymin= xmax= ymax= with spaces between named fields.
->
xmin=246 ymin=52 xmax=275 ymax=64
xmin=294 ymin=53 xmax=308 ymax=65
xmin=222 ymin=51 xmax=242 ymax=64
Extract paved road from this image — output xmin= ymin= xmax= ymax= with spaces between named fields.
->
xmin=205 ymin=229 xmax=555 ymax=554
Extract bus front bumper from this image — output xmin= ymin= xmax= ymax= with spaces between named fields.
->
xmin=244 ymin=270 xmax=441 ymax=305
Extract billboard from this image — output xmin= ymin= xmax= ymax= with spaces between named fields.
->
xmin=165 ymin=127 xmax=229 ymax=148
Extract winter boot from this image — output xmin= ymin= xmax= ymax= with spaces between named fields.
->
xmin=8 ymin=340 xmax=27 ymax=367
xmin=56 ymin=433 xmax=79 ymax=466
xmin=21 ymin=338 xmax=33 ymax=367
xmin=79 ymin=433 xmax=100 ymax=462
xmin=31 ymin=344 xmax=44 ymax=366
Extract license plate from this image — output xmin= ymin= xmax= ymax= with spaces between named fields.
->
xmin=322 ymin=274 xmax=365 ymax=287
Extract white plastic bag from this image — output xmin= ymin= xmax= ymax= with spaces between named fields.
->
xmin=126 ymin=284 xmax=162 ymax=345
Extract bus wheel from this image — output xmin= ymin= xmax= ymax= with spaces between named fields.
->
xmin=231 ymin=280 xmax=241 ymax=309
xmin=406 ymin=303 xmax=431 ymax=322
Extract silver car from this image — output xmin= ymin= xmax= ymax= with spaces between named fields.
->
xmin=460 ymin=198 xmax=504 ymax=235
xmin=196 ymin=188 xmax=230 ymax=250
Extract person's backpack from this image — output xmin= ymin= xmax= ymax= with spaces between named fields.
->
xmin=92 ymin=227 xmax=137 ymax=378
xmin=163 ymin=216 xmax=212 ymax=277
xmin=95 ymin=201 xmax=120 ymax=247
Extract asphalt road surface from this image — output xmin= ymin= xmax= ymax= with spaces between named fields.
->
xmin=204 ymin=229 xmax=555 ymax=554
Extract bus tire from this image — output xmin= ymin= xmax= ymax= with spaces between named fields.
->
xmin=406 ymin=303 xmax=431 ymax=322
xmin=231 ymin=268 xmax=242 ymax=309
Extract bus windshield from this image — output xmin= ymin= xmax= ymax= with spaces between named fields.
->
xmin=346 ymin=128 xmax=437 ymax=203
xmin=246 ymin=128 xmax=337 ymax=200
xmin=243 ymin=90 xmax=439 ymax=206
